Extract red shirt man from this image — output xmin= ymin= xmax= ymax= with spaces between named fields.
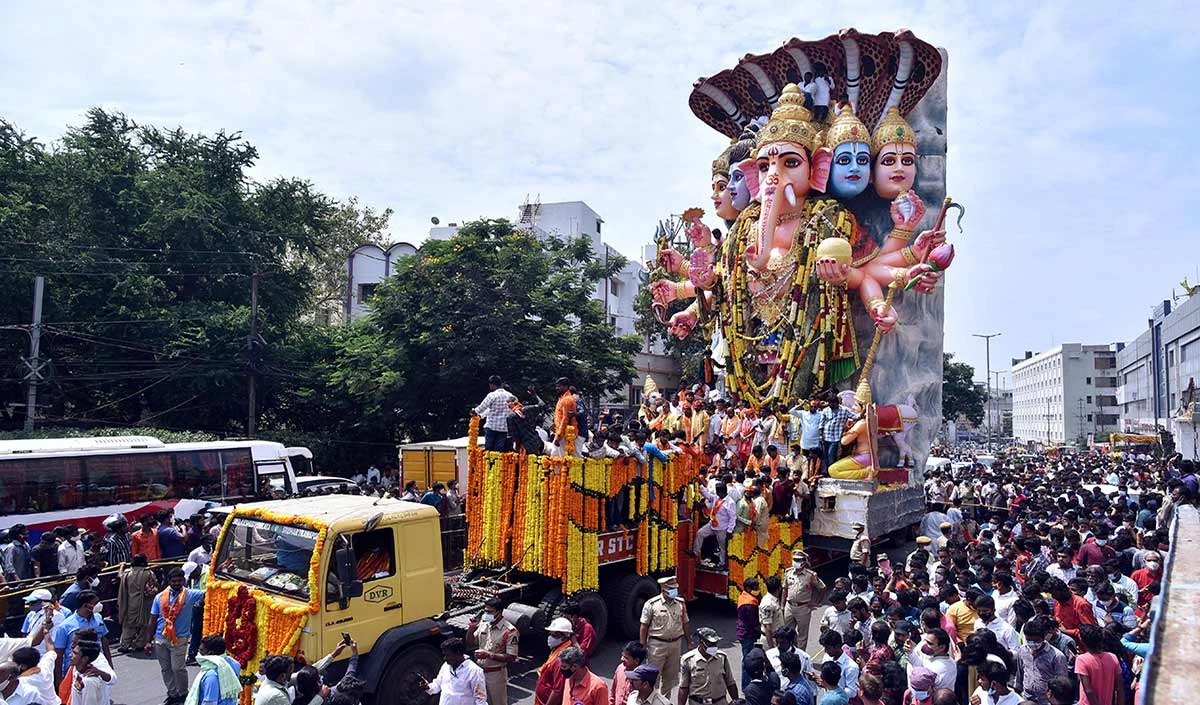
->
xmin=1051 ymin=583 xmax=1098 ymax=642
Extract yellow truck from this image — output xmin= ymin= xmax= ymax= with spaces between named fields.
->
xmin=208 ymin=497 xmax=449 ymax=705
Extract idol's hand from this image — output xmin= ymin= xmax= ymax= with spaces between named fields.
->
xmin=890 ymin=191 xmax=927 ymax=230
xmin=911 ymin=229 xmax=947 ymax=259
xmin=686 ymin=220 xmax=713 ymax=249
xmin=870 ymin=302 xmax=897 ymax=333
xmin=905 ymin=264 xmax=941 ymax=294
xmin=650 ymin=278 xmax=681 ymax=305
xmin=667 ymin=309 xmax=698 ymax=339
xmin=815 ymin=258 xmax=850 ymax=285
xmin=658 ymin=247 xmax=687 ymax=276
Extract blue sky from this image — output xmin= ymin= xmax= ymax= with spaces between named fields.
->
xmin=3 ymin=0 xmax=1198 ymax=383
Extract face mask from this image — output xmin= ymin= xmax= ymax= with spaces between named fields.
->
xmin=547 ymin=635 xmax=565 ymax=648
xmin=1030 ymin=641 xmax=1045 ymax=652
xmin=1148 ymin=561 xmax=1161 ymax=572
xmin=1096 ymin=539 xmax=1107 ymax=546
xmin=90 ymin=578 xmax=100 ymax=588
xmin=666 ymin=588 xmax=679 ymax=599
xmin=703 ymin=645 xmax=719 ymax=656
xmin=95 ymin=603 xmax=104 ymax=615
xmin=481 ymin=613 xmax=496 ymax=623
xmin=793 ymin=561 xmax=804 ymax=569
xmin=910 ymin=690 xmax=929 ymax=701
xmin=1109 ymin=572 xmax=1120 ymax=581
xmin=560 ymin=668 xmax=576 ymax=678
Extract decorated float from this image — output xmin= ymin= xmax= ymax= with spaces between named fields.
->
xmin=647 ymin=29 xmax=956 ymax=549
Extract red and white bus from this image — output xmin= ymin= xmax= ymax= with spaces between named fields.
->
xmin=0 ymin=436 xmax=312 ymax=537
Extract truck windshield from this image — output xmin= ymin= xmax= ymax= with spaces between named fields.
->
xmin=215 ymin=516 xmax=317 ymax=598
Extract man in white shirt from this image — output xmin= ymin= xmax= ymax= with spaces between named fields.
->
xmin=57 ymin=529 xmax=86 ymax=578
xmin=473 ymin=376 xmax=517 ymax=452
xmin=973 ymin=595 xmax=1020 ymax=656
xmin=813 ymin=630 xmax=858 ymax=699
xmin=991 ymin=573 xmax=1019 ymax=624
xmin=1046 ymin=549 xmax=1077 ymax=583
xmin=806 ymin=69 xmax=834 ymax=122
xmin=69 ymin=641 xmax=110 ymax=705
xmin=693 ymin=483 xmax=736 ymax=567
xmin=819 ymin=592 xmax=852 ymax=639
xmin=425 ymin=638 xmax=486 ymax=705
xmin=905 ymin=629 xmax=956 ymax=692
xmin=1 ymin=660 xmax=43 ymax=705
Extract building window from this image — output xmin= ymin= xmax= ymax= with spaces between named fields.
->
xmin=1168 ymin=349 xmax=1175 ymax=368
xmin=596 ymin=219 xmax=602 ymax=235
xmin=1086 ymin=396 xmax=1092 ymax=403
xmin=358 ymin=283 xmax=378 ymax=303
xmin=610 ymin=316 xmax=618 ymax=328
xmin=1087 ymin=414 xmax=1093 ymax=422
xmin=1086 ymin=377 xmax=1091 ymax=384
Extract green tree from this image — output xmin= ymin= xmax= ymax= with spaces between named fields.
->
xmin=942 ymin=352 xmax=985 ymax=425
xmin=0 ymin=109 xmax=387 ymax=452
xmin=330 ymin=219 xmax=640 ymax=441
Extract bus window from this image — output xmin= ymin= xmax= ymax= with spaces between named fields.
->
xmin=85 ymin=453 xmax=173 ymax=505
xmin=221 ymin=449 xmax=254 ymax=500
xmin=173 ymin=451 xmax=223 ymax=499
xmin=0 ymin=458 xmax=83 ymax=513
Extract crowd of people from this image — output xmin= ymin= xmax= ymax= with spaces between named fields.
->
xmin=423 ymin=446 xmax=1188 ymax=705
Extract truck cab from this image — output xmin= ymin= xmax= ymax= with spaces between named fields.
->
xmin=210 ymin=496 xmax=447 ymax=705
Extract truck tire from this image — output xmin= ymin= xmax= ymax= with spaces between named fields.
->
xmin=573 ymin=590 xmax=609 ymax=645
xmin=375 ymin=643 xmax=440 ymax=705
xmin=536 ymin=587 xmax=564 ymax=630
xmin=603 ymin=574 xmax=658 ymax=640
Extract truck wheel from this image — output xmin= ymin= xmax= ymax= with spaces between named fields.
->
xmin=376 ymin=643 xmax=440 ymax=705
xmin=536 ymin=587 xmax=564 ymax=630
xmin=573 ymin=590 xmax=609 ymax=645
xmin=603 ymin=574 xmax=658 ymax=640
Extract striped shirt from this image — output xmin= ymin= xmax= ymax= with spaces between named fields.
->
xmin=820 ymin=407 xmax=857 ymax=443
xmin=474 ymin=388 xmax=516 ymax=432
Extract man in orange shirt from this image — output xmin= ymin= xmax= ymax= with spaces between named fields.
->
xmin=558 ymin=646 xmax=608 ymax=705
xmin=129 ymin=514 xmax=161 ymax=562
xmin=552 ymin=377 xmax=578 ymax=457
xmin=1046 ymin=577 xmax=1097 ymax=643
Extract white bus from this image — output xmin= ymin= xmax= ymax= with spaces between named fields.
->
xmin=0 ymin=436 xmax=312 ymax=539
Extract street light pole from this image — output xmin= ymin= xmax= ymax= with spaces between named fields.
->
xmin=974 ymin=332 xmax=1002 ymax=443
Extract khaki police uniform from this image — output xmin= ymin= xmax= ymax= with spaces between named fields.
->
xmin=679 ymin=648 xmax=735 ymax=705
xmin=640 ymin=594 xmax=687 ymax=695
xmin=758 ymin=591 xmax=784 ymax=644
xmin=474 ymin=618 xmax=519 ymax=705
xmin=783 ymin=566 xmax=825 ymax=650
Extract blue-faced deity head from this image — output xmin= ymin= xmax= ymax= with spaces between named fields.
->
xmin=822 ymin=106 xmax=873 ymax=200
xmin=729 ymin=163 xmax=752 ymax=211
xmin=828 ymin=142 xmax=871 ymax=199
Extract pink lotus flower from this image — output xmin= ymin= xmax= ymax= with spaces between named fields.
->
xmin=928 ymin=242 xmax=955 ymax=271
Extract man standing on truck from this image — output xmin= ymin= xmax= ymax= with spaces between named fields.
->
xmin=782 ymin=550 xmax=826 ymax=651
xmin=640 ymin=576 xmax=691 ymax=697
xmin=678 ymin=628 xmax=738 ymax=705
xmin=467 ymin=597 xmax=519 ymax=705
xmin=553 ymin=377 xmax=579 ymax=457
xmin=474 ymin=376 xmax=516 ymax=452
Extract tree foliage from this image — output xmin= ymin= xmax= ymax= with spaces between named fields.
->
xmin=942 ymin=352 xmax=985 ymax=425
xmin=0 ymin=109 xmax=388 ymax=461
xmin=330 ymin=219 xmax=640 ymax=441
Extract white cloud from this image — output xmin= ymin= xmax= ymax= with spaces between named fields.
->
xmin=3 ymin=0 xmax=1199 ymax=379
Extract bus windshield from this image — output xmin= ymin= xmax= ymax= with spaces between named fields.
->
xmin=215 ymin=516 xmax=317 ymax=599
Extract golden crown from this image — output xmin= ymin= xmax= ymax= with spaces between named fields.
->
xmin=871 ymin=107 xmax=916 ymax=153
xmin=712 ymin=140 xmax=735 ymax=180
xmin=825 ymin=105 xmax=871 ymax=151
xmin=755 ymin=84 xmax=820 ymax=154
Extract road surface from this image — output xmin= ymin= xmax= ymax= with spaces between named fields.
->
xmin=109 ymin=540 xmax=915 ymax=705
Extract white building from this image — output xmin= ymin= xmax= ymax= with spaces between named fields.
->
xmin=1011 ymin=343 xmax=1119 ymax=446
xmin=345 ymin=200 xmax=679 ymax=410
xmin=983 ymin=386 xmax=1013 ymax=438
xmin=1116 ymin=293 xmax=1200 ymax=435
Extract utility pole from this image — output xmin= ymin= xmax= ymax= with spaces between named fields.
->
xmin=23 ymin=276 xmax=45 ymax=432
xmin=1046 ymin=395 xmax=1052 ymax=446
xmin=974 ymin=332 xmax=1001 ymax=443
xmin=247 ymin=273 xmax=259 ymax=438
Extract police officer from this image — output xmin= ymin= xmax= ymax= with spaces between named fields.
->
xmin=467 ymin=597 xmax=519 ymax=705
xmin=782 ymin=549 xmax=825 ymax=651
xmin=627 ymin=664 xmax=672 ymax=705
xmin=677 ymin=627 xmax=737 ymax=705
xmin=640 ymin=575 xmax=691 ymax=696
xmin=905 ymin=535 xmax=933 ymax=574
xmin=848 ymin=522 xmax=871 ymax=573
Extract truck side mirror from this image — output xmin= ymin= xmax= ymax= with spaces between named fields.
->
xmin=335 ymin=546 xmax=364 ymax=608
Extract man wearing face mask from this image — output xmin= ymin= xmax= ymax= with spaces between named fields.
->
xmin=59 ymin=568 xmax=101 ymax=612
xmin=20 ymin=591 xmax=69 ymax=656
xmin=51 ymin=592 xmax=110 ymax=679
xmin=1014 ymin=616 xmax=1068 ymax=705
xmin=558 ymin=646 xmax=607 ymax=705
xmin=640 ymin=576 xmax=690 ymax=697
xmin=534 ymin=619 xmax=576 ymax=705
xmin=0 ymin=660 xmax=42 ymax=705
xmin=781 ymin=550 xmax=825 ymax=651
xmin=1130 ymin=552 xmax=1162 ymax=608
xmin=466 ymin=597 xmax=519 ymax=705
xmin=1074 ymin=526 xmax=1115 ymax=569
xmin=677 ymin=628 xmax=737 ymax=705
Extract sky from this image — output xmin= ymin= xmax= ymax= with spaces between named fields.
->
xmin=3 ymin=0 xmax=1199 ymax=384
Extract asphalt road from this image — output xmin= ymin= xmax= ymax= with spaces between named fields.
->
xmin=110 ymin=540 xmax=915 ymax=705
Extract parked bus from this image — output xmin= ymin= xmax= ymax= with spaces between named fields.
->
xmin=0 ymin=436 xmax=312 ymax=538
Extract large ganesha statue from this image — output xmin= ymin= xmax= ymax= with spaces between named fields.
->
xmin=648 ymin=29 xmax=955 ymax=471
